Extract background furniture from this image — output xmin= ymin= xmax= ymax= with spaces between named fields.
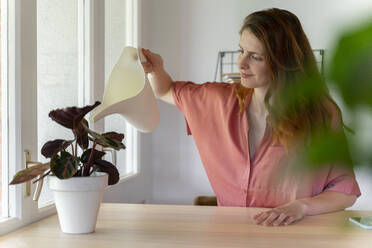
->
xmin=193 ymin=195 xmax=217 ymax=206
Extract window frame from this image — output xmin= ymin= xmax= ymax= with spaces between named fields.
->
xmin=0 ymin=0 xmax=140 ymax=236
xmin=88 ymin=0 xmax=141 ymax=183
xmin=1 ymin=0 xmax=9 ymax=220
xmin=123 ymin=0 xmax=140 ymax=179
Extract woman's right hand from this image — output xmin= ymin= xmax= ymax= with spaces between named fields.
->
xmin=141 ymin=48 xmax=164 ymax=74
xmin=139 ymin=48 xmax=175 ymax=105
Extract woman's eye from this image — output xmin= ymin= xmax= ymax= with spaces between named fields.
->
xmin=250 ymin=54 xmax=263 ymax=61
xmin=238 ymin=49 xmax=244 ymax=54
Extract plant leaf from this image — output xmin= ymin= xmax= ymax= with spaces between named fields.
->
xmin=10 ymin=163 xmax=50 ymax=185
xmin=302 ymin=129 xmax=354 ymax=168
xmin=87 ymin=129 xmax=126 ymax=150
xmin=48 ymin=101 xmax=100 ymax=130
xmin=41 ymin=139 xmax=73 ymax=158
xmin=93 ymin=159 xmax=119 ymax=185
xmin=328 ymin=21 xmax=372 ymax=109
xmin=80 ymin=148 xmax=106 ymax=163
xmin=50 ymin=151 xmax=80 ymax=179
xmin=74 ymin=119 xmax=89 ymax=149
xmin=98 ymin=132 xmax=125 ymax=150
xmin=102 ymin=132 xmax=125 ymax=143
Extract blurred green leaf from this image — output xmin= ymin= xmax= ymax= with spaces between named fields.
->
xmin=299 ymin=128 xmax=354 ymax=170
xmin=329 ymin=21 xmax=372 ymax=109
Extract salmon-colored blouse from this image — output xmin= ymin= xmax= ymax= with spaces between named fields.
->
xmin=172 ymin=81 xmax=361 ymax=207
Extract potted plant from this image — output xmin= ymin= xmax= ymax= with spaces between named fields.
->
xmin=10 ymin=101 xmax=126 ymax=234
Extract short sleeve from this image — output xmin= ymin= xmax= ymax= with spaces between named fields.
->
xmin=172 ymin=81 xmax=224 ymax=136
xmin=172 ymin=81 xmax=200 ymax=135
xmin=172 ymin=81 xmax=196 ymax=112
xmin=323 ymin=165 xmax=361 ymax=197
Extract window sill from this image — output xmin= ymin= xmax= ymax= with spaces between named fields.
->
xmin=115 ymin=171 xmax=140 ymax=186
xmin=0 ymin=196 xmax=57 ymax=236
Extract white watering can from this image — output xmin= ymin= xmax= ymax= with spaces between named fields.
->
xmin=90 ymin=46 xmax=159 ymax=132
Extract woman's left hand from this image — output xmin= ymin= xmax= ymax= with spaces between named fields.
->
xmin=253 ymin=200 xmax=308 ymax=226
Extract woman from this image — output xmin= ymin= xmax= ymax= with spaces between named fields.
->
xmin=141 ymin=8 xmax=360 ymax=226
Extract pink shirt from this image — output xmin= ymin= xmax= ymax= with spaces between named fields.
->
xmin=172 ymin=81 xmax=361 ymax=207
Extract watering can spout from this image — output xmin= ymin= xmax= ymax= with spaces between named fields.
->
xmin=90 ymin=46 xmax=159 ymax=133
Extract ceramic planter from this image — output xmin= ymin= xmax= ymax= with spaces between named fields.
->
xmin=48 ymin=172 xmax=108 ymax=234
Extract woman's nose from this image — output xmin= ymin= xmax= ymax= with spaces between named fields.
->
xmin=238 ymin=56 xmax=250 ymax=69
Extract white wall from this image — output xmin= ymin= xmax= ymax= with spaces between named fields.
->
xmin=102 ymin=132 xmax=153 ymax=204
xmin=141 ymin=0 xmax=372 ymax=208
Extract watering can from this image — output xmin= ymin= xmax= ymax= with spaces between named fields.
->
xmin=90 ymin=46 xmax=159 ymax=132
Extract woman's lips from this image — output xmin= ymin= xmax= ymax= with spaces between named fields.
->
xmin=241 ymin=73 xmax=254 ymax=79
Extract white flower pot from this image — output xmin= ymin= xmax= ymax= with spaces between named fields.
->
xmin=48 ymin=172 xmax=108 ymax=234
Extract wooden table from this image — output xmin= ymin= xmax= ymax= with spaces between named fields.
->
xmin=0 ymin=203 xmax=371 ymax=248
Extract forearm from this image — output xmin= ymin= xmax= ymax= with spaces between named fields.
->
xmin=141 ymin=48 xmax=174 ymax=98
xmin=147 ymin=68 xmax=173 ymax=98
xmin=298 ymin=191 xmax=357 ymax=216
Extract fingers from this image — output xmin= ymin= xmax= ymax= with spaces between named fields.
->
xmin=253 ymin=211 xmax=270 ymax=225
xmin=141 ymin=48 xmax=150 ymax=59
xmin=262 ymin=212 xmax=279 ymax=226
xmin=273 ymin=213 xmax=288 ymax=226
xmin=283 ymin=216 xmax=295 ymax=226
xmin=141 ymin=48 xmax=155 ymax=61
xmin=254 ymin=211 xmax=281 ymax=226
xmin=253 ymin=212 xmax=264 ymax=220
xmin=140 ymin=48 xmax=152 ymax=73
xmin=140 ymin=48 xmax=163 ymax=74
xmin=141 ymin=61 xmax=153 ymax=73
xmin=254 ymin=211 xmax=296 ymax=226
xmin=254 ymin=201 xmax=306 ymax=227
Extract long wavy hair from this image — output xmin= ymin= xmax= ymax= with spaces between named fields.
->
xmin=236 ymin=8 xmax=348 ymax=149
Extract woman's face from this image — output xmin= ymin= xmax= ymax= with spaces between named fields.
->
xmin=237 ymin=29 xmax=270 ymax=89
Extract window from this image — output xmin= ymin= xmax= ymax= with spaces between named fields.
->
xmin=104 ymin=0 xmax=128 ymax=176
xmin=0 ymin=0 xmax=4 ymax=219
xmin=104 ymin=0 xmax=139 ymax=178
xmin=0 ymin=0 xmax=140 ymax=236
xmin=36 ymin=0 xmax=80 ymax=209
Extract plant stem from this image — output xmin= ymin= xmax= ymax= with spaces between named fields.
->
xmin=70 ymin=144 xmax=75 ymax=156
xmin=75 ymin=141 xmax=78 ymax=157
xmin=89 ymin=167 xmax=94 ymax=176
xmin=32 ymin=169 xmax=51 ymax=184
